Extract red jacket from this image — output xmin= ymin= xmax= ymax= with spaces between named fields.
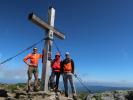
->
xmin=51 ymin=59 xmax=61 ymax=72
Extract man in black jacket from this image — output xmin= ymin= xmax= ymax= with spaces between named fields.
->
xmin=62 ymin=52 xmax=77 ymax=99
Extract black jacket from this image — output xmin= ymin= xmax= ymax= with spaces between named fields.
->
xmin=61 ymin=58 xmax=74 ymax=74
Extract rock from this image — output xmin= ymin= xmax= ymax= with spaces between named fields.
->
xmin=0 ymin=97 xmax=6 ymax=100
xmin=6 ymin=97 xmax=17 ymax=100
xmin=7 ymin=92 xmax=15 ymax=98
xmin=0 ymin=89 xmax=8 ymax=97
xmin=84 ymin=90 xmax=133 ymax=100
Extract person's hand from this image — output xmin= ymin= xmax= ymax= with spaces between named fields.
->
xmin=26 ymin=63 xmax=35 ymax=66
xmin=27 ymin=63 xmax=32 ymax=66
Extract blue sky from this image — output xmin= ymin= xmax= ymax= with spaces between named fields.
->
xmin=0 ymin=0 xmax=133 ymax=87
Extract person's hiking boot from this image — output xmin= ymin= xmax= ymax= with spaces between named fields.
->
xmin=33 ymin=86 xmax=39 ymax=92
xmin=55 ymin=88 xmax=61 ymax=93
xmin=27 ymin=86 xmax=32 ymax=93
xmin=73 ymin=94 xmax=77 ymax=100
xmin=54 ymin=86 xmax=59 ymax=92
xmin=65 ymin=93 xmax=68 ymax=97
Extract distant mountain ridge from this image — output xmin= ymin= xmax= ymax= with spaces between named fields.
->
xmin=74 ymin=81 xmax=133 ymax=93
xmin=77 ymin=85 xmax=133 ymax=93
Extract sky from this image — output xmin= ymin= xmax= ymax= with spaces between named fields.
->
xmin=0 ymin=0 xmax=133 ymax=87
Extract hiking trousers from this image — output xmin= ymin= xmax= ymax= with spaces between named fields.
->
xmin=63 ymin=72 xmax=76 ymax=96
xmin=50 ymin=71 xmax=60 ymax=90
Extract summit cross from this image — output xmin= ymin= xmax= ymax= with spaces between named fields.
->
xmin=28 ymin=6 xmax=65 ymax=92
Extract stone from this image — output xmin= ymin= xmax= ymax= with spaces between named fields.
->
xmin=0 ymin=89 xmax=8 ymax=97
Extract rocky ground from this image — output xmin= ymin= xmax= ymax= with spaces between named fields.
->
xmin=0 ymin=90 xmax=77 ymax=100
xmin=0 ymin=83 xmax=81 ymax=100
xmin=85 ymin=90 xmax=133 ymax=100
xmin=1 ymin=83 xmax=133 ymax=100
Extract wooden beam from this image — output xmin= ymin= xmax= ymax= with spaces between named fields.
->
xmin=29 ymin=13 xmax=65 ymax=40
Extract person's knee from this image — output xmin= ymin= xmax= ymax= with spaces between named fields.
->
xmin=35 ymin=77 xmax=38 ymax=81
xmin=28 ymin=80 xmax=31 ymax=85
xmin=28 ymin=77 xmax=32 ymax=81
xmin=35 ymin=73 xmax=38 ymax=79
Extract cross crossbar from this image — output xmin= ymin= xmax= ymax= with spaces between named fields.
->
xmin=29 ymin=13 xmax=65 ymax=40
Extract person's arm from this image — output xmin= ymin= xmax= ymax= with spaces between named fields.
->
xmin=39 ymin=54 xmax=42 ymax=58
xmin=71 ymin=59 xmax=74 ymax=74
xmin=23 ymin=54 xmax=31 ymax=66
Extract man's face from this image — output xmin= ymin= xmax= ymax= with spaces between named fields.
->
xmin=33 ymin=49 xmax=37 ymax=54
xmin=55 ymin=55 xmax=60 ymax=60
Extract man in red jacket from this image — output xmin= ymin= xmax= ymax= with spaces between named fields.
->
xmin=23 ymin=48 xmax=42 ymax=92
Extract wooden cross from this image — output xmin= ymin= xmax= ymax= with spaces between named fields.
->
xmin=28 ymin=6 xmax=65 ymax=92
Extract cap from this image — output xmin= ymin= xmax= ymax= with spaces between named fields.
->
xmin=65 ymin=52 xmax=70 ymax=55
xmin=56 ymin=52 xmax=60 ymax=56
xmin=33 ymin=48 xmax=37 ymax=50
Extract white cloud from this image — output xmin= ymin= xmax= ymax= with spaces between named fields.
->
xmin=0 ymin=65 xmax=27 ymax=83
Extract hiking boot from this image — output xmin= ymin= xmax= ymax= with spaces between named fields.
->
xmin=33 ymin=86 xmax=39 ymax=92
xmin=55 ymin=88 xmax=61 ymax=93
xmin=65 ymin=93 xmax=68 ymax=97
xmin=73 ymin=94 xmax=77 ymax=100
xmin=27 ymin=86 xmax=32 ymax=93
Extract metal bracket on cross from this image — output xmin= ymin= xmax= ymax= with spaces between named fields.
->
xmin=28 ymin=7 xmax=65 ymax=92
